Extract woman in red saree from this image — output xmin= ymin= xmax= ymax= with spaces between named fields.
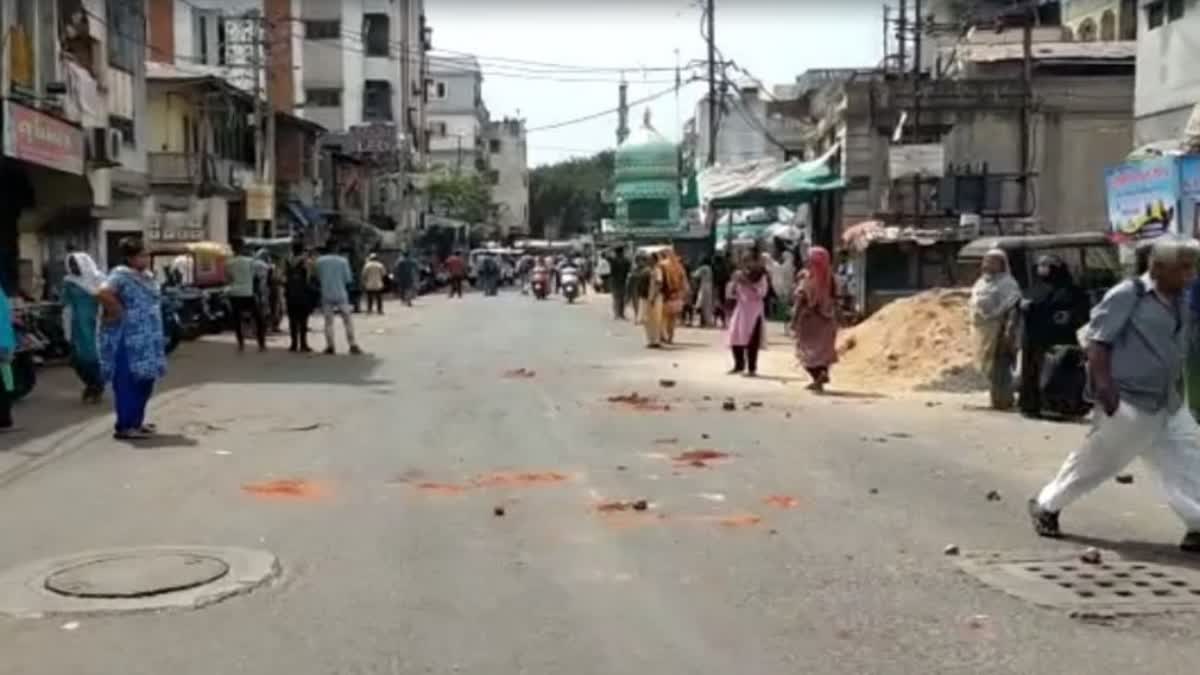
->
xmin=791 ymin=246 xmax=838 ymax=392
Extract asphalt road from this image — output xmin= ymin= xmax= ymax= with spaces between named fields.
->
xmin=2 ymin=289 xmax=1200 ymax=674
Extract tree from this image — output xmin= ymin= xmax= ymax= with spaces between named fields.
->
xmin=426 ymin=172 xmax=497 ymax=225
xmin=529 ymin=151 xmax=614 ymax=238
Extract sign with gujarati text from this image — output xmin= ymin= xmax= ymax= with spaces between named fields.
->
xmin=245 ymin=182 xmax=275 ymax=221
xmin=2 ymin=100 xmax=84 ymax=175
xmin=1104 ymin=157 xmax=1180 ymax=240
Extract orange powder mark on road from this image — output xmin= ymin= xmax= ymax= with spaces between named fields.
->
xmin=471 ymin=471 xmax=571 ymax=488
xmin=713 ymin=514 xmax=763 ymax=528
xmin=502 ymin=368 xmax=537 ymax=379
xmin=595 ymin=500 xmax=635 ymax=513
xmin=242 ymin=479 xmax=329 ymax=501
xmin=763 ymin=495 xmax=801 ymax=510
xmin=607 ymin=393 xmax=672 ymax=412
xmin=415 ymin=482 xmax=471 ymax=495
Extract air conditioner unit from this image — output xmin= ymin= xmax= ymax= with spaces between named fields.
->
xmin=85 ymin=127 xmax=123 ymax=167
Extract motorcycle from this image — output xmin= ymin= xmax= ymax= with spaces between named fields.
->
xmin=530 ymin=271 xmax=549 ymax=300
xmin=8 ymin=312 xmax=43 ymax=401
xmin=560 ymin=270 xmax=580 ymax=304
xmin=160 ymin=288 xmax=183 ymax=355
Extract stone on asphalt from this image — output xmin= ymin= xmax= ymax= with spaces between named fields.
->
xmin=943 ymin=544 xmax=960 ymax=556
xmin=659 ymin=379 xmax=676 ymax=388
xmin=1080 ymin=548 xmax=1102 ymax=565
xmin=722 ymin=398 xmax=737 ymax=411
xmin=632 ymin=499 xmax=648 ymax=511
xmin=986 ymin=490 xmax=1002 ymax=502
xmin=493 ymin=506 xmax=506 ymax=517
xmin=1115 ymin=474 xmax=1134 ymax=485
xmin=869 ymin=488 xmax=879 ymax=495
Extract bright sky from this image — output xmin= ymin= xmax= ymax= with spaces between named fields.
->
xmin=427 ymin=0 xmax=884 ymax=167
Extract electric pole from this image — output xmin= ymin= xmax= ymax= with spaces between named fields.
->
xmin=705 ymin=0 xmax=717 ymax=167
xmin=897 ymin=0 xmax=907 ymax=76
xmin=616 ymin=74 xmax=629 ymax=146
xmin=912 ymin=0 xmax=922 ymax=229
xmin=1019 ymin=0 xmax=1034 ymax=218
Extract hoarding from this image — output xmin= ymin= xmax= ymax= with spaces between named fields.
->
xmin=1104 ymin=157 xmax=1179 ymax=240
xmin=2 ymin=100 xmax=85 ymax=175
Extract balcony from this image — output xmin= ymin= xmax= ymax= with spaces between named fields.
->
xmin=148 ymin=152 xmax=201 ymax=186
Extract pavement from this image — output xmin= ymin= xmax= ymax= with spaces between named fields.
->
xmin=2 ymin=289 xmax=1200 ymax=674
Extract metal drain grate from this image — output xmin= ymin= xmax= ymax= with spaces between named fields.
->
xmin=957 ymin=550 xmax=1200 ymax=616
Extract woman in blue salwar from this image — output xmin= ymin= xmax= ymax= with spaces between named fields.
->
xmin=96 ymin=238 xmax=167 ymax=440
xmin=61 ymin=251 xmax=105 ymax=403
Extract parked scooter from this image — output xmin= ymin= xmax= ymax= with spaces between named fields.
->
xmin=8 ymin=312 xmax=42 ymax=401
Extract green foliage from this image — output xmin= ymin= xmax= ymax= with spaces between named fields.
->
xmin=426 ymin=172 xmax=496 ymax=225
xmin=529 ymin=151 xmax=614 ymax=237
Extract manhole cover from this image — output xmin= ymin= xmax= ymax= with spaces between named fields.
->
xmin=0 ymin=546 xmax=278 ymax=618
xmin=45 ymin=553 xmax=229 ymax=599
xmin=957 ymin=550 xmax=1200 ymax=616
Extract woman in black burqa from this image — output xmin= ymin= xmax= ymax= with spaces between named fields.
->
xmin=1019 ymin=255 xmax=1090 ymax=418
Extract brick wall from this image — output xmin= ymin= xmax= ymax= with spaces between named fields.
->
xmin=146 ymin=0 xmax=174 ymax=64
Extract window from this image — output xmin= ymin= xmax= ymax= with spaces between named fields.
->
xmin=305 ymin=88 xmax=341 ymax=107
xmin=432 ymin=81 xmax=448 ymax=99
xmin=363 ymin=80 xmax=393 ymax=122
xmin=363 ymin=14 xmax=390 ymax=57
xmin=489 ymin=139 xmax=501 ymax=153
xmin=194 ymin=10 xmax=228 ymax=67
xmin=1147 ymin=1 xmax=1166 ymax=28
xmin=107 ymin=0 xmax=143 ymax=73
xmin=433 ymin=122 xmax=448 ymax=137
xmin=1168 ymin=0 xmax=1185 ymax=21
xmin=304 ymin=20 xmax=340 ymax=40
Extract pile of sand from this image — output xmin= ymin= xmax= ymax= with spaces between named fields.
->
xmin=836 ymin=288 xmax=986 ymax=392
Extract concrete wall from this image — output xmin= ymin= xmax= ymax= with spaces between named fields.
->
xmin=1135 ymin=0 xmax=1200 ymax=144
xmin=486 ymin=121 xmax=529 ymax=234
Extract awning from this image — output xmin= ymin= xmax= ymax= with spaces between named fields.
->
xmin=280 ymin=200 xmax=325 ymax=230
xmin=698 ymin=145 xmax=845 ymax=210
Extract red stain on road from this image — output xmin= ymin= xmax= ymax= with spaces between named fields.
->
xmin=595 ymin=500 xmax=636 ymax=513
xmin=242 ymin=479 xmax=329 ymax=501
xmin=607 ymin=393 xmax=672 ymax=412
xmin=763 ymin=495 xmax=801 ymax=509
xmin=415 ymin=481 xmax=471 ymax=495
xmin=712 ymin=514 xmax=763 ymax=528
xmin=472 ymin=471 xmax=571 ymax=488
xmin=502 ymin=368 xmax=537 ymax=379
xmin=673 ymin=449 xmax=731 ymax=467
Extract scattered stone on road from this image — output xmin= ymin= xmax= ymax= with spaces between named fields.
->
xmin=616 ymin=465 xmax=628 ymax=471
xmin=986 ymin=490 xmax=1002 ymax=502
xmin=493 ymin=506 xmax=506 ymax=517
xmin=869 ymin=488 xmax=879 ymax=495
xmin=1080 ymin=548 xmax=1103 ymax=565
xmin=943 ymin=544 xmax=960 ymax=556
xmin=658 ymin=379 xmax=676 ymax=388
xmin=722 ymin=398 xmax=737 ymax=411
xmin=502 ymin=368 xmax=537 ymax=379
xmin=1115 ymin=474 xmax=1134 ymax=485
xmin=632 ymin=499 xmax=649 ymax=511
xmin=608 ymin=393 xmax=671 ymax=412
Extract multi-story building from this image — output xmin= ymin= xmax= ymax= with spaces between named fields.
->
xmin=483 ymin=117 xmax=528 ymax=236
xmin=1132 ymin=0 xmax=1199 ymax=146
xmin=1062 ymin=0 xmax=1138 ymax=41
xmin=1 ymin=0 xmax=149 ymax=293
xmin=691 ymin=80 xmax=812 ymax=171
xmin=427 ymin=55 xmax=489 ymax=175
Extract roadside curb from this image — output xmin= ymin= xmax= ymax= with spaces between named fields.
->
xmin=0 ymin=387 xmax=197 ymax=489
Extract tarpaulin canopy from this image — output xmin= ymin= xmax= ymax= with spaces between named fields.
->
xmin=698 ymin=145 xmax=845 ymax=209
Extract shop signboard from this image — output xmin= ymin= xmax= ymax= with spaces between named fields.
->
xmin=245 ymin=182 xmax=275 ymax=221
xmin=1179 ymin=156 xmax=1200 ymax=239
xmin=2 ymin=100 xmax=85 ymax=175
xmin=1104 ymin=157 xmax=1180 ymax=240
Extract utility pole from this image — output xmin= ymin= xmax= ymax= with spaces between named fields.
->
xmin=1019 ymin=0 xmax=1034 ymax=218
xmin=263 ymin=11 xmax=276 ymax=238
xmin=616 ymin=74 xmax=629 ymax=146
xmin=883 ymin=4 xmax=890 ymax=70
xmin=705 ymin=0 xmax=717 ymax=167
xmin=897 ymin=0 xmax=907 ymax=76
xmin=912 ymin=0 xmax=923 ymax=229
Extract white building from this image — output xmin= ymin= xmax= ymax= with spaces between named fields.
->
xmin=484 ymin=118 xmax=529 ymax=235
xmin=1133 ymin=0 xmax=1200 ymax=145
xmin=427 ymin=55 xmax=489 ymax=174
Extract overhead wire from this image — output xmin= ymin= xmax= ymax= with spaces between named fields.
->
xmin=525 ymin=80 xmax=700 ymax=133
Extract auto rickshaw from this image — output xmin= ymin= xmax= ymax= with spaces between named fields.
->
xmin=148 ymin=241 xmax=234 ymax=340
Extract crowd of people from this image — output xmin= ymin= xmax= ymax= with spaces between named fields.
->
xmin=599 ymin=242 xmax=841 ymax=391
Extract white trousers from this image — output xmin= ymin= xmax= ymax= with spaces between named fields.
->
xmin=1037 ymin=402 xmax=1200 ymax=530
xmin=321 ymin=302 xmax=357 ymax=350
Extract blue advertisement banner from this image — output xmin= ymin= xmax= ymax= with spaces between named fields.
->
xmin=1105 ymin=157 xmax=1180 ymax=240
xmin=1181 ymin=156 xmax=1200 ymax=239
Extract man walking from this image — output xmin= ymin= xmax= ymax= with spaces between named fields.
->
xmin=393 ymin=251 xmax=417 ymax=306
xmin=361 ymin=253 xmax=387 ymax=315
xmin=315 ymin=244 xmax=362 ymax=355
xmin=445 ymin=251 xmax=466 ymax=299
xmin=609 ymin=247 xmax=631 ymax=320
xmin=1029 ymin=237 xmax=1200 ymax=552
xmin=227 ymin=238 xmax=267 ymax=352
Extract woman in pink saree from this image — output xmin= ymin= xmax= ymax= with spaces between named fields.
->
xmin=792 ymin=246 xmax=838 ymax=392
xmin=726 ymin=258 xmax=769 ymax=377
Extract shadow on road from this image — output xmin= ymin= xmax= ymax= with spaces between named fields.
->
xmin=8 ymin=334 xmax=385 ymax=450
xmin=1062 ymin=533 xmax=1200 ymax=570
xmin=121 ymin=433 xmax=199 ymax=450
